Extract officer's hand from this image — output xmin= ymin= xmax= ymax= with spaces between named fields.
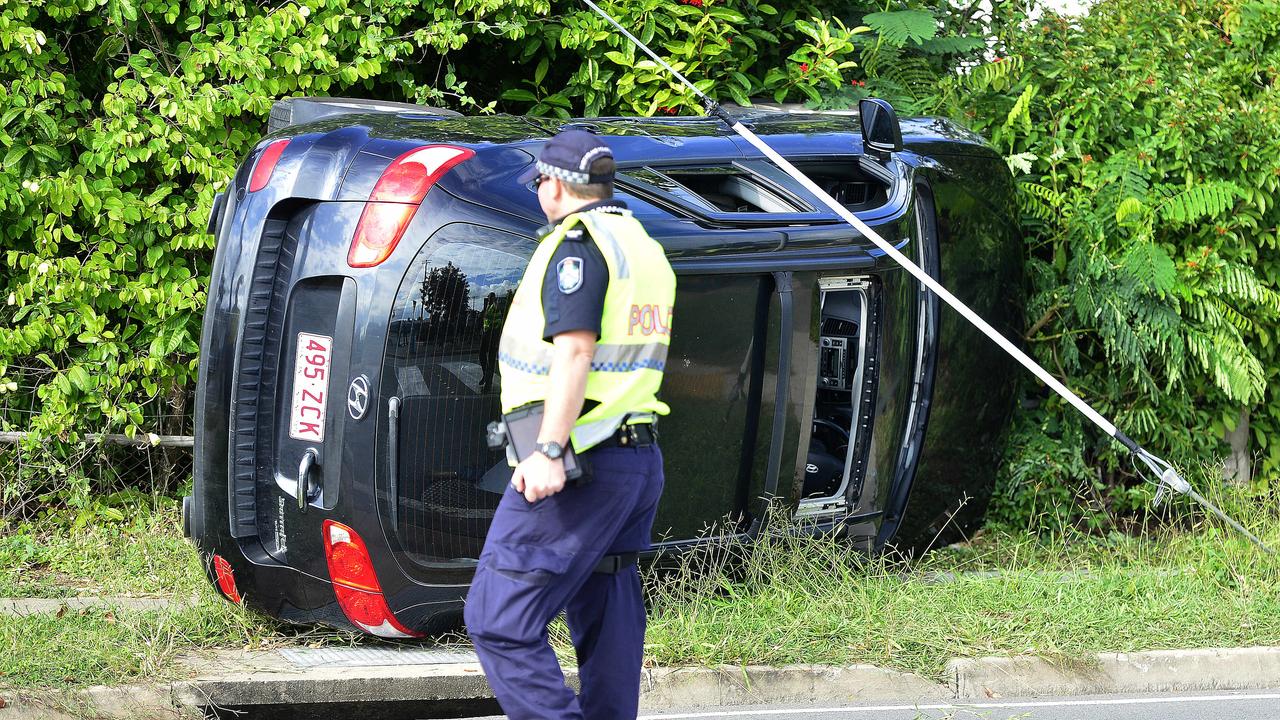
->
xmin=511 ymin=452 xmax=566 ymax=503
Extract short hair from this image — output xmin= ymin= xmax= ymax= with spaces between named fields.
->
xmin=562 ymin=156 xmax=615 ymax=201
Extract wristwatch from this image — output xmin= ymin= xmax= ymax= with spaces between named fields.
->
xmin=535 ymin=440 xmax=565 ymax=460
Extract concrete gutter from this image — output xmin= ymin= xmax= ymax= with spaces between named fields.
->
xmin=2 ymin=646 xmax=1279 ymax=718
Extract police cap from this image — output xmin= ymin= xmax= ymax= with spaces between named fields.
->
xmin=518 ymin=129 xmax=614 ymax=185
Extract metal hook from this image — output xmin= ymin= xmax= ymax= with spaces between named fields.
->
xmin=298 ymin=448 xmax=319 ymax=512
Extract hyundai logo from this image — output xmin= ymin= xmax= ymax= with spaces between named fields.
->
xmin=347 ymin=375 xmax=370 ymax=420
xmin=806 ymin=464 xmax=819 ymax=474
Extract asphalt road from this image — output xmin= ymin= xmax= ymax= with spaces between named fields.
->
xmin=458 ymin=690 xmax=1280 ymax=720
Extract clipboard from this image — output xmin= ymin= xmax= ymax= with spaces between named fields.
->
xmin=502 ymin=402 xmax=587 ymax=482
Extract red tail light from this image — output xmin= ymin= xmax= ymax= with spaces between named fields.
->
xmin=347 ymin=145 xmax=474 ymax=268
xmin=212 ymin=554 xmax=243 ymax=604
xmin=322 ymin=520 xmax=422 ymax=638
xmin=248 ymin=139 xmax=290 ymax=193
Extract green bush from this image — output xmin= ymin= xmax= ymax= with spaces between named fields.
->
xmin=951 ymin=0 xmax=1280 ymax=528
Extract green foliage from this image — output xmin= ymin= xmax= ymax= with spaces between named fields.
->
xmin=812 ymin=2 xmax=988 ymax=114
xmin=863 ymin=9 xmax=937 ymax=46
xmin=951 ymin=0 xmax=1280 ymax=526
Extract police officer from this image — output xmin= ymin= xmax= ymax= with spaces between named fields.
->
xmin=464 ymin=130 xmax=676 ymax=719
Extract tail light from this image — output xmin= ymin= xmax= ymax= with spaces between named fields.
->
xmin=322 ymin=520 xmax=422 ymax=638
xmin=248 ymin=139 xmax=290 ymax=193
xmin=347 ymin=145 xmax=474 ymax=268
xmin=212 ymin=554 xmax=243 ymax=604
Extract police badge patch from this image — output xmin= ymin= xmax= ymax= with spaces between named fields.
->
xmin=557 ymin=257 xmax=584 ymax=294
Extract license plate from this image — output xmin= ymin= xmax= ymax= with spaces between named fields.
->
xmin=289 ymin=332 xmax=333 ymax=442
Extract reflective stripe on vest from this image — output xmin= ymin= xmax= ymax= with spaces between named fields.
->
xmin=498 ymin=336 xmax=669 ymax=376
xmin=498 ymin=208 xmax=676 ymax=451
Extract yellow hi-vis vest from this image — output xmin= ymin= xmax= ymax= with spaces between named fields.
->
xmin=499 ymin=208 xmax=676 ymax=452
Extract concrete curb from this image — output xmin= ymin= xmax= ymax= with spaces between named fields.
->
xmin=0 ymin=597 xmax=197 ymax=618
xmin=949 ymin=646 xmax=1280 ymax=698
xmin=0 ymin=685 xmax=190 ymax=720
xmin=171 ymin=659 xmax=495 ymax=708
xmin=3 ymin=646 xmax=1279 ymax=719
xmin=641 ymin=664 xmax=949 ymax=707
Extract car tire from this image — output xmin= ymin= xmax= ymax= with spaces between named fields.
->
xmin=268 ymin=97 xmax=462 ymax=133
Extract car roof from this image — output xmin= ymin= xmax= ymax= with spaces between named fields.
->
xmin=290 ymin=108 xmax=990 ymax=159
xmin=272 ymin=108 xmax=994 ymax=235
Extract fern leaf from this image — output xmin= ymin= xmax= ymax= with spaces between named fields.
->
xmin=864 ymin=10 xmax=937 ymax=47
xmin=1021 ymin=182 xmax=1064 ymax=209
xmin=1115 ymin=197 xmax=1147 ymax=227
xmin=963 ymin=56 xmax=1022 ymax=93
xmin=1185 ymin=328 xmax=1266 ymax=403
xmin=915 ymin=36 xmax=986 ymax=54
xmin=1120 ymin=242 xmax=1176 ymax=295
xmin=1003 ymin=83 xmax=1037 ymax=134
xmin=1210 ymin=297 xmax=1252 ymax=334
xmin=1121 ymin=406 xmax=1160 ymax=436
xmin=1212 ymin=263 xmax=1280 ymax=313
xmin=1157 ymin=181 xmax=1242 ymax=225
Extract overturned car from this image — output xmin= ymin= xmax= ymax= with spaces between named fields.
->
xmin=187 ymin=97 xmax=1022 ymax=637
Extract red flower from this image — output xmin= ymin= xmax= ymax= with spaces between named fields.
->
xmin=799 ymin=62 xmax=810 ymax=73
xmin=851 ymin=79 xmax=865 ymax=88
xmin=679 ymin=0 xmax=703 ymax=6
xmin=993 ymin=56 xmax=1004 ymax=63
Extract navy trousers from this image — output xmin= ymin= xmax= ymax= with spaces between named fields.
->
xmin=464 ymin=444 xmax=665 ymax=720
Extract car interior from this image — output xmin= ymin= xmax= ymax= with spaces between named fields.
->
xmin=800 ymin=275 xmax=876 ymax=518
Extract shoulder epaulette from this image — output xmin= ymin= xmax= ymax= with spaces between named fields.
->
xmin=563 ymin=227 xmax=589 ymax=242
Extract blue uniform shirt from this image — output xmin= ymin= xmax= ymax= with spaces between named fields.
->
xmin=540 ymin=200 xmax=628 ymax=342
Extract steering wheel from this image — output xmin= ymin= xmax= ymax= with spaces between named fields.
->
xmin=812 ymin=418 xmax=850 ymax=441
xmin=811 ymin=418 xmax=850 ymax=456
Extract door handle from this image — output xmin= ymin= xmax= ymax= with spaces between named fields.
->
xmin=297 ymin=448 xmax=318 ymax=511
xmin=387 ymin=396 xmax=400 ymax=529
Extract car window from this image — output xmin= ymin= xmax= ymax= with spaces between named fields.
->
xmin=620 ymin=165 xmax=809 ymax=215
xmin=383 ymin=224 xmax=532 ymax=570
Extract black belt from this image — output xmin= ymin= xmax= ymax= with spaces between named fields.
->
xmin=594 ymin=422 xmax=658 ymax=449
xmin=593 ymin=552 xmax=639 ymax=574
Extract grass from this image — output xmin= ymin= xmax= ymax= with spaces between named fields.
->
xmin=0 ymin=504 xmax=203 ymax=599
xmin=640 ymin=485 xmax=1280 ymax=680
xmin=2 ymin=483 xmax=1279 ymax=691
xmin=1 ymin=598 xmax=261 ymax=687
xmin=0 ymin=501 xmax=370 ymax=691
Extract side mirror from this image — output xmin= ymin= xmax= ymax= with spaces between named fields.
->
xmin=859 ymin=98 xmax=903 ymax=161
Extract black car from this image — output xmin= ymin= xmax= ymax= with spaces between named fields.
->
xmin=187 ymin=97 xmax=1022 ymax=637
